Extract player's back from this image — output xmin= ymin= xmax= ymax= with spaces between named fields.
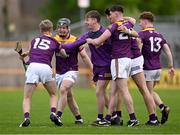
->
xmin=138 ymin=28 xmax=167 ymax=70
xmin=108 ymin=20 xmax=133 ymax=59
xmin=29 ymin=35 xmax=59 ymax=67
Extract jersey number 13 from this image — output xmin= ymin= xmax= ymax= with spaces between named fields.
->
xmin=149 ymin=37 xmax=162 ymax=52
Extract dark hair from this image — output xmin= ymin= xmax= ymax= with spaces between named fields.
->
xmin=139 ymin=11 xmax=154 ymax=22
xmin=104 ymin=8 xmax=110 ymax=16
xmin=85 ymin=10 xmax=101 ymax=22
xmin=109 ymin=5 xmax=124 ymax=13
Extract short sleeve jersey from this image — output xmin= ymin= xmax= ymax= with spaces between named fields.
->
xmin=138 ymin=28 xmax=167 ymax=70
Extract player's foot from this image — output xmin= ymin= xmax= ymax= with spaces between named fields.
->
xmin=145 ymin=120 xmax=160 ymax=126
xmin=111 ymin=116 xmax=123 ymax=126
xmin=127 ymin=119 xmax=140 ymax=127
xmin=19 ymin=118 xmax=30 ymax=127
xmin=161 ymin=106 xmax=170 ymax=124
xmin=75 ymin=119 xmax=83 ymax=124
xmin=91 ymin=119 xmax=110 ymax=127
xmin=50 ymin=112 xmax=63 ymax=126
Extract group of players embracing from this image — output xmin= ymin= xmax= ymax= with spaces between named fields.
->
xmin=18 ymin=5 xmax=174 ymax=127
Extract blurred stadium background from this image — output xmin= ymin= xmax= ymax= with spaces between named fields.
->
xmin=0 ymin=0 xmax=180 ymax=88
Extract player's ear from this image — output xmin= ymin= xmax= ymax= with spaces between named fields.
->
xmin=68 ymin=28 xmax=71 ymax=33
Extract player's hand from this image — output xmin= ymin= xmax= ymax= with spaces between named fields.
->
xmin=86 ymin=38 xmax=98 ymax=45
xmin=20 ymin=51 xmax=29 ymax=58
xmin=59 ymin=48 xmax=69 ymax=58
xmin=168 ymin=67 xmax=175 ymax=77
xmin=118 ymin=25 xmax=128 ymax=33
xmin=58 ymin=42 xmax=62 ymax=48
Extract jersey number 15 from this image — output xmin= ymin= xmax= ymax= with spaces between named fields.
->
xmin=33 ymin=38 xmax=50 ymax=50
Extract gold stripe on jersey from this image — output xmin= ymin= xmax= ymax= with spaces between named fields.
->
xmin=43 ymin=33 xmax=52 ymax=37
xmin=115 ymin=20 xmax=128 ymax=26
xmin=54 ymin=34 xmax=77 ymax=44
xmin=104 ymin=73 xmax=112 ymax=78
xmin=141 ymin=27 xmax=155 ymax=32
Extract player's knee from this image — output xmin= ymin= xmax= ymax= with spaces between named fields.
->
xmin=23 ymin=95 xmax=31 ymax=101
xmin=60 ymin=87 xmax=68 ymax=96
xmin=96 ymin=89 xmax=104 ymax=97
xmin=49 ymin=90 xmax=56 ymax=97
xmin=24 ymin=92 xmax=32 ymax=99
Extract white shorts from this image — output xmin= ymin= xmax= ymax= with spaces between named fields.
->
xmin=111 ymin=58 xmax=132 ymax=80
xmin=144 ymin=69 xmax=161 ymax=81
xmin=25 ymin=63 xmax=54 ymax=84
xmin=55 ymin=71 xmax=78 ymax=88
xmin=130 ymin=56 xmax=144 ymax=76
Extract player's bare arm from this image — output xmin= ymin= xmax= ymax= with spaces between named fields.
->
xmin=123 ymin=16 xmax=136 ymax=25
xmin=136 ymin=37 xmax=143 ymax=50
xmin=118 ymin=26 xmax=138 ymax=37
xmin=79 ymin=48 xmax=93 ymax=72
xmin=86 ymin=29 xmax=111 ymax=46
xmin=162 ymin=43 xmax=175 ymax=77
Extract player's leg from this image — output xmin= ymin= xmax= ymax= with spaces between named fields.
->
xmin=105 ymin=80 xmax=122 ymax=126
xmin=117 ymin=78 xmax=139 ymax=127
xmin=67 ymin=90 xmax=83 ymax=124
xmin=104 ymin=92 xmax=109 ymax=109
xmin=116 ymin=92 xmax=123 ymax=118
xmin=132 ymin=72 xmax=159 ymax=125
xmin=56 ymin=80 xmax=73 ymax=123
xmin=44 ymin=80 xmax=57 ymax=113
xmin=147 ymin=81 xmax=170 ymax=124
xmin=145 ymin=70 xmax=170 ymax=124
xmin=36 ymin=63 xmax=60 ymax=126
xmin=91 ymin=65 xmax=112 ymax=126
xmin=19 ymin=63 xmax=39 ymax=127
xmin=56 ymin=71 xmax=81 ymax=124
xmin=91 ymin=80 xmax=109 ymax=126
xmin=111 ymin=89 xmax=123 ymax=126
xmin=110 ymin=58 xmax=139 ymax=127
xmin=44 ymin=80 xmax=62 ymax=126
xmin=153 ymin=91 xmax=170 ymax=124
xmin=19 ymin=83 xmax=36 ymax=127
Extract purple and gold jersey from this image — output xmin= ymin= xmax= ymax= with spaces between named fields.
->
xmin=108 ymin=20 xmax=134 ymax=59
xmin=138 ymin=27 xmax=167 ymax=70
xmin=60 ymin=26 xmax=112 ymax=81
xmin=79 ymin=26 xmax=112 ymax=67
xmin=28 ymin=35 xmax=60 ymax=67
xmin=54 ymin=34 xmax=80 ymax=74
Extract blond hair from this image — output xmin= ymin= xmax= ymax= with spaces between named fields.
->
xmin=39 ymin=19 xmax=53 ymax=32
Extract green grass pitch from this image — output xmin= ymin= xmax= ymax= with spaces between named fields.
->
xmin=0 ymin=87 xmax=180 ymax=134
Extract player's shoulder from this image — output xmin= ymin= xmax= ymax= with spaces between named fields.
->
xmin=54 ymin=34 xmax=60 ymax=41
xmin=36 ymin=35 xmax=55 ymax=42
xmin=141 ymin=27 xmax=155 ymax=33
xmin=68 ymin=34 xmax=77 ymax=42
xmin=139 ymin=28 xmax=155 ymax=36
